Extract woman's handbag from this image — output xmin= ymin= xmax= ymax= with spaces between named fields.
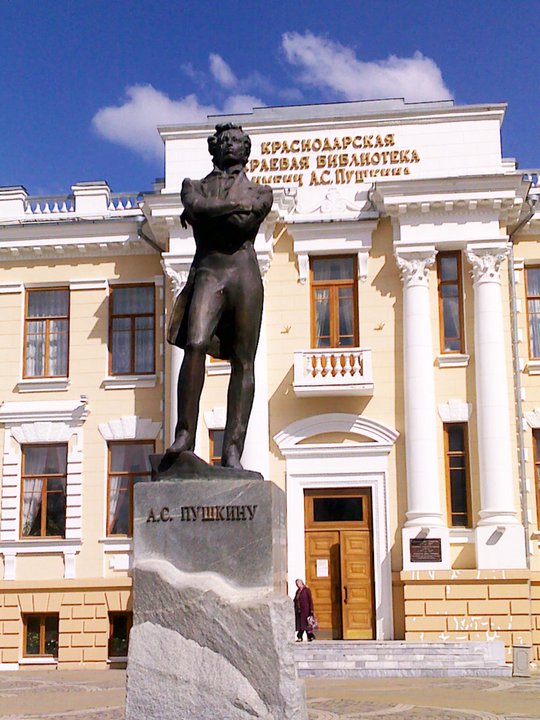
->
xmin=307 ymin=614 xmax=318 ymax=631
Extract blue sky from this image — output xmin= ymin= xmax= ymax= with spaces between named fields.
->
xmin=1 ymin=1 xmax=539 ymax=195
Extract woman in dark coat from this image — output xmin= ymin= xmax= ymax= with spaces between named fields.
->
xmin=293 ymin=578 xmax=315 ymax=641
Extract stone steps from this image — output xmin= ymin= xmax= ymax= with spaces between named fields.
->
xmin=293 ymin=640 xmax=511 ymax=678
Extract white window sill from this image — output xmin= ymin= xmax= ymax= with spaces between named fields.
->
xmin=102 ymin=374 xmax=157 ymax=389
xmin=206 ymin=360 xmax=231 ymax=376
xmin=99 ymin=538 xmax=133 ymax=553
xmin=437 ymin=354 xmax=470 ymax=368
xmin=108 ymin=656 xmax=128 ymax=664
xmin=19 ymin=657 xmax=58 ymax=665
xmin=1 ymin=539 xmax=81 ymax=554
xmin=449 ymin=528 xmax=475 ymax=544
xmin=526 ymin=360 xmax=540 ymax=375
xmin=16 ymin=377 xmax=70 ymax=392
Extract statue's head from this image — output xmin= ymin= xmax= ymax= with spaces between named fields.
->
xmin=208 ymin=123 xmax=251 ymax=169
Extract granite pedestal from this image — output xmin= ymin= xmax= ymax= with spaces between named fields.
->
xmin=126 ymin=476 xmax=308 ymax=720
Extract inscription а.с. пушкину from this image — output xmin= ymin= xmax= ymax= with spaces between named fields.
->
xmin=146 ymin=504 xmax=258 ymax=523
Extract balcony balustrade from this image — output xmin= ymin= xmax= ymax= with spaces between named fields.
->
xmin=293 ymin=347 xmax=374 ymax=397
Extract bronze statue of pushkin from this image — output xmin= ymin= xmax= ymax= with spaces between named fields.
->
xmin=166 ymin=123 xmax=273 ymax=471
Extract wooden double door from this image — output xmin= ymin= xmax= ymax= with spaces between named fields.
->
xmin=304 ymin=488 xmax=374 ymax=640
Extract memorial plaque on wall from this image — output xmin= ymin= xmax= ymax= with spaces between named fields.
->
xmin=410 ymin=538 xmax=442 ymax=563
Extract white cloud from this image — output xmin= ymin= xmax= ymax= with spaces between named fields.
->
xmin=281 ymin=31 xmax=452 ymax=103
xmin=209 ymin=54 xmax=237 ymax=89
xmin=92 ymin=85 xmax=262 ymax=161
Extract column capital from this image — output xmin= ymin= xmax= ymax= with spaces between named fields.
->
xmin=161 ymin=257 xmax=191 ymax=299
xmin=395 ymin=247 xmax=437 ymax=288
xmin=466 ymin=245 xmax=509 ymax=285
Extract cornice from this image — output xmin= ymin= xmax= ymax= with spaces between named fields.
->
xmin=158 ymin=103 xmax=507 ymax=140
xmin=0 ymin=217 xmax=152 ymax=261
xmin=0 ymin=397 xmax=89 ymax=426
xmin=372 ymin=173 xmax=528 ymax=225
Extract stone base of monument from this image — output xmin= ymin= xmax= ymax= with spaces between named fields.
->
xmin=126 ymin=478 xmax=308 ymax=720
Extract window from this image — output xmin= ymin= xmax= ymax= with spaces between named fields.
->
xmin=533 ymin=431 xmax=540 ymax=526
xmin=304 ymin=488 xmax=371 ymax=530
xmin=310 ymin=256 xmax=358 ymax=348
xmin=23 ymin=614 xmax=59 ymax=657
xmin=109 ymin=612 xmax=132 ymax=658
xmin=21 ymin=445 xmax=67 ymax=538
xmin=443 ymin=423 xmax=471 ymax=527
xmin=209 ymin=429 xmax=224 ymax=466
xmin=107 ymin=441 xmax=153 ymax=536
xmin=437 ymin=252 xmax=464 ymax=353
xmin=110 ymin=285 xmax=155 ymax=375
xmin=24 ymin=288 xmax=69 ymax=377
xmin=526 ymin=267 xmax=540 ymax=358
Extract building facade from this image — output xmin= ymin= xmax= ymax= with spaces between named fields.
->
xmin=0 ymin=98 xmax=539 ymax=669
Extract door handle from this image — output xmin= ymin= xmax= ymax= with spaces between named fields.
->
xmin=343 ymin=586 xmax=348 ymax=604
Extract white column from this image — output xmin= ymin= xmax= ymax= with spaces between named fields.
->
xmin=396 ymin=248 xmax=450 ymax=570
xmin=169 ymin=346 xmax=183 ymax=446
xmin=467 ymin=247 xmax=517 ymax=524
xmin=396 ymin=249 xmax=442 ymax=527
xmin=241 ymin=302 xmax=270 ymax=478
xmin=161 ymin=261 xmax=189 ymax=447
xmin=466 ymin=246 xmax=525 ymax=568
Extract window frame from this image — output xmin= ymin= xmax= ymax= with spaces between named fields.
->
xmin=108 ymin=283 xmax=156 ymax=376
xmin=437 ymin=251 xmax=465 ymax=355
xmin=209 ymin=429 xmax=224 ymax=466
xmin=533 ymin=429 xmax=540 ymax=528
xmin=20 ymin=444 xmax=67 ymax=539
xmin=108 ymin=611 xmax=133 ymax=658
xmin=106 ymin=440 xmax=154 ymax=537
xmin=443 ymin=422 xmax=472 ymax=528
xmin=304 ymin=487 xmax=371 ymax=531
xmin=23 ymin=287 xmax=70 ymax=379
xmin=22 ymin=613 xmax=59 ymax=657
xmin=309 ymin=255 xmax=359 ymax=349
xmin=525 ymin=266 xmax=540 ymax=360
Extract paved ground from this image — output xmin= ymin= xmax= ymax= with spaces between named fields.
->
xmin=0 ymin=669 xmax=539 ymax=719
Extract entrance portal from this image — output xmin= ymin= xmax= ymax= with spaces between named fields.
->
xmin=304 ymin=488 xmax=374 ymax=640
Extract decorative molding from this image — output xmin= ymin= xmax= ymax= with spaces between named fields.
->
xmin=274 ymin=412 xmax=399 ymax=454
xmin=203 ymin=407 xmax=227 ymax=430
xmin=466 ymin=246 xmax=509 ymax=285
xmin=11 ymin=421 xmax=74 ymax=445
xmin=526 ymin=360 xmax=540 ymax=376
xmin=297 ymin=253 xmax=309 ymax=284
xmin=436 ymin=354 xmax=470 ymax=368
xmin=101 ymin=375 xmax=157 ymax=390
xmin=98 ymin=416 xmax=161 ymax=441
xmin=438 ymin=399 xmax=473 ymax=423
xmin=0 ymin=397 xmax=89 ymax=426
xmin=525 ymin=409 xmax=540 ymax=428
xmin=277 ymin=411 xmax=396 ymax=639
xmin=99 ymin=538 xmax=133 ymax=553
xmin=109 ymin=554 xmax=131 ymax=571
xmin=449 ymin=528 xmax=475 ymax=544
xmin=0 ymin=540 xmax=82 ymax=581
xmin=16 ymin=378 xmax=70 ymax=393
xmin=162 ymin=261 xmax=190 ymax=299
xmin=69 ymin=279 xmax=108 ymax=291
xmin=0 ymin=401 xmax=87 ymax=559
xmin=288 ymin=220 xmax=376 ymax=285
xmin=205 ymin=359 xmax=231 ymax=376
xmin=395 ymin=248 xmax=436 ymax=288
xmin=0 ymin=282 xmax=23 ymax=294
